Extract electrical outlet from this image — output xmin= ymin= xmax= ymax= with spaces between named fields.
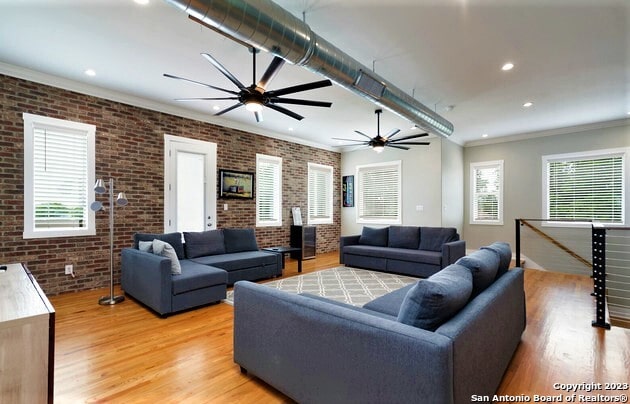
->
xmin=65 ymin=264 xmax=73 ymax=275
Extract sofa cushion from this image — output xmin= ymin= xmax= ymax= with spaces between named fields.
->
xmin=152 ymin=239 xmax=182 ymax=275
xmin=134 ymin=232 xmax=185 ymax=260
xmin=190 ymin=251 xmax=277 ymax=271
xmin=359 ymin=226 xmax=389 ymax=247
xmin=396 ymin=264 xmax=473 ymax=331
xmin=418 ymin=227 xmax=459 ymax=252
xmin=138 ymin=240 xmax=153 ymax=253
xmin=455 ymin=249 xmax=500 ymax=296
xmin=172 ymin=261 xmax=227 ymax=295
xmin=183 ymin=230 xmax=226 ymax=258
xmin=388 ymin=226 xmax=420 ymax=249
xmin=362 ymin=283 xmax=415 ymax=316
xmin=223 ymin=228 xmax=258 ymax=253
xmin=481 ymin=242 xmax=512 ymax=278
xmin=344 ymin=245 xmax=442 ymax=266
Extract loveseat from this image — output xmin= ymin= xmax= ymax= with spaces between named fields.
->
xmin=121 ymin=228 xmax=281 ymax=316
xmin=233 ymin=242 xmax=525 ymax=404
xmin=340 ymin=226 xmax=466 ymax=278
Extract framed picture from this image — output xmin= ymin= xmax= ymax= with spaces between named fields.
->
xmin=219 ymin=169 xmax=254 ymax=199
xmin=342 ymin=175 xmax=354 ymax=207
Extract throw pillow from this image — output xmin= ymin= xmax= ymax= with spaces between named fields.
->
xmin=152 ymin=239 xmax=182 ymax=275
xmin=358 ymin=226 xmax=389 ymax=247
xmin=183 ymin=230 xmax=226 ymax=258
xmin=455 ymin=249 xmax=499 ymax=296
xmin=134 ymin=232 xmax=185 ymax=260
xmin=397 ymin=264 xmax=472 ymax=331
xmin=223 ymin=228 xmax=258 ymax=253
xmin=418 ymin=227 xmax=459 ymax=252
xmin=481 ymin=242 xmax=512 ymax=279
xmin=138 ymin=240 xmax=153 ymax=253
xmin=388 ymin=226 xmax=420 ymax=249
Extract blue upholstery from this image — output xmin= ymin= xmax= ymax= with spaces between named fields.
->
xmin=223 ymin=228 xmax=258 ymax=253
xmin=419 ymin=227 xmax=459 ymax=252
xmin=358 ymin=226 xmax=389 ymax=246
xmin=481 ymin=242 xmax=512 ymax=278
xmin=172 ymin=260 xmax=227 ymax=295
xmin=362 ymin=283 xmax=414 ymax=316
xmin=396 ymin=264 xmax=473 ymax=331
xmin=134 ymin=232 xmax=185 ymax=260
xmin=183 ymin=230 xmax=225 ymax=258
xmin=456 ymin=249 xmax=500 ymax=296
xmin=190 ymin=251 xmax=277 ymax=271
xmin=388 ymin=225 xmax=420 ymax=249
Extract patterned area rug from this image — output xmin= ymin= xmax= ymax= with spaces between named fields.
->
xmin=224 ymin=266 xmax=418 ymax=307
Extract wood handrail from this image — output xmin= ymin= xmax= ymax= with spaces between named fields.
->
xmin=520 ymin=219 xmax=592 ymax=268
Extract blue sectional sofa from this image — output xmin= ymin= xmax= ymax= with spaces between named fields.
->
xmin=233 ymin=242 xmax=525 ymax=404
xmin=121 ymin=228 xmax=281 ymax=316
xmin=340 ymin=225 xmax=466 ymax=278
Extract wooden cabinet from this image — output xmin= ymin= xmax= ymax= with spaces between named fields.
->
xmin=0 ymin=263 xmax=55 ymax=404
xmin=290 ymin=225 xmax=316 ymax=260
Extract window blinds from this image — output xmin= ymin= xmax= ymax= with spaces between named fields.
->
xmin=256 ymin=155 xmax=282 ymax=226
xmin=357 ymin=161 xmax=401 ymax=222
xmin=471 ymin=161 xmax=503 ymax=224
xmin=308 ymin=163 xmax=333 ymax=224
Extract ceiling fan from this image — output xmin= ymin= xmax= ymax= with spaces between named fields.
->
xmin=164 ymin=48 xmax=333 ymax=122
xmin=334 ymin=109 xmax=430 ymax=153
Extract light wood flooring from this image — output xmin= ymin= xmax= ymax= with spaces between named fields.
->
xmin=49 ymin=252 xmax=630 ymax=403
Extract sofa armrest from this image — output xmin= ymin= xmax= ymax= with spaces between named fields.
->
xmin=339 ymin=234 xmax=361 ymax=264
xmin=121 ymin=248 xmax=173 ymax=315
xmin=234 ymin=281 xmax=454 ymax=404
xmin=442 ymin=239 xmax=466 ymax=268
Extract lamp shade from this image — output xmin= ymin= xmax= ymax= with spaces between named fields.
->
xmin=116 ymin=192 xmax=128 ymax=206
xmin=94 ymin=179 xmax=106 ymax=194
xmin=90 ymin=201 xmax=104 ymax=211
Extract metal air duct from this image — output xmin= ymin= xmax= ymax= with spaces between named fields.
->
xmin=164 ymin=0 xmax=454 ymax=137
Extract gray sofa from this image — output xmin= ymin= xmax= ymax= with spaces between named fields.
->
xmin=340 ymin=225 xmax=466 ymax=278
xmin=233 ymin=242 xmax=525 ymax=404
xmin=121 ymin=228 xmax=281 ymax=316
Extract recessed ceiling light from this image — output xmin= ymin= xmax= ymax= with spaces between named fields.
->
xmin=501 ymin=62 xmax=514 ymax=71
xmin=134 ymin=0 xmax=149 ymax=5
xmin=523 ymin=102 xmax=533 ymax=108
xmin=288 ymin=127 xmax=294 ymax=131
xmin=212 ymin=105 xmax=220 ymax=111
xmin=482 ymin=133 xmax=489 ymax=138
xmin=84 ymin=69 xmax=96 ymax=77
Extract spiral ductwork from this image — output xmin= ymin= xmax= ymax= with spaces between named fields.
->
xmin=164 ymin=0 xmax=454 ymax=137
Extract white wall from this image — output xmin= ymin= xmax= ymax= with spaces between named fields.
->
xmin=441 ymin=139 xmax=464 ymax=235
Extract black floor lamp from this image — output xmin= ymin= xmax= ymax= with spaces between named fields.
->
xmin=91 ymin=178 xmax=128 ymax=305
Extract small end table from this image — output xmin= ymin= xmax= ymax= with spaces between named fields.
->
xmin=263 ymin=246 xmax=303 ymax=273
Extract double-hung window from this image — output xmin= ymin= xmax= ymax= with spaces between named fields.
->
xmin=23 ymin=113 xmax=96 ymax=238
xmin=543 ymin=149 xmax=626 ymax=226
xmin=470 ymin=160 xmax=504 ymax=225
xmin=256 ymin=153 xmax=282 ymax=227
xmin=356 ymin=160 xmax=401 ymax=224
xmin=307 ymin=163 xmax=333 ymax=225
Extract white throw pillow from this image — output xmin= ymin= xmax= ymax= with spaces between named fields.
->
xmin=152 ymin=239 xmax=182 ymax=275
xmin=138 ymin=240 xmax=153 ymax=253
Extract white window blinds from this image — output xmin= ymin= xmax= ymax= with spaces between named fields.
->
xmin=545 ymin=150 xmax=625 ymax=224
xmin=356 ymin=161 xmax=401 ymax=224
xmin=308 ymin=163 xmax=333 ymax=224
xmin=256 ymin=154 xmax=282 ymax=227
xmin=23 ymin=113 xmax=96 ymax=238
xmin=470 ymin=160 xmax=503 ymax=225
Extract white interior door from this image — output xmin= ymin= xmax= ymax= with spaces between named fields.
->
xmin=164 ymin=134 xmax=217 ymax=233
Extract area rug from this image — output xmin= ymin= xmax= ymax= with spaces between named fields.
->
xmin=224 ymin=266 xmax=418 ymax=307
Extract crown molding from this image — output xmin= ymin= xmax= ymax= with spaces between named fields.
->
xmin=0 ymin=62 xmax=340 ymax=153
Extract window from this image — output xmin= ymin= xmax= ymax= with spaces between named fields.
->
xmin=356 ymin=160 xmax=401 ymax=224
xmin=23 ymin=113 xmax=96 ymax=238
xmin=470 ymin=160 xmax=504 ymax=225
xmin=307 ymin=163 xmax=333 ymax=225
xmin=543 ymin=149 xmax=626 ymax=226
xmin=256 ymin=154 xmax=282 ymax=227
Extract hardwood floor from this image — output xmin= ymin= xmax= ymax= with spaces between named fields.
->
xmin=50 ymin=252 xmax=629 ymax=403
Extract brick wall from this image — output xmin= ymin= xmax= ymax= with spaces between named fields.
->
xmin=0 ymin=74 xmax=341 ymax=295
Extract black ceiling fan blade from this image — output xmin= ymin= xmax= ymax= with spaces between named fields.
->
xmin=265 ymin=104 xmax=304 ymax=121
xmin=163 ymin=74 xmax=239 ymax=95
xmin=387 ymin=144 xmax=410 ymax=150
xmin=254 ymin=111 xmax=263 ymax=122
xmin=174 ymin=97 xmax=239 ymax=102
xmin=257 ymin=56 xmax=285 ymax=91
xmin=332 ymin=137 xmax=370 ymax=144
xmin=384 ymin=128 xmax=401 ymax=140
xmin=201 ymin=53 xmax=247 ymax=90
xmin=269 ymin=97 xmax=332 ymax=108
xmin=266 ymin=79 xmax=332 ymax=97
xmin=389 ymin=133 xmax=430 ymax=142
xmin=214 ymin=103 xmax=243 ymax=116
xmin=354 ymin=130 xmax=373 ymax=140
xmin=390 ymin=141 xmax=431 ymax=146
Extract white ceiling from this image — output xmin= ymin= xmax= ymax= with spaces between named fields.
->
xmin=0 ymin=0 xmax=628 ymax=149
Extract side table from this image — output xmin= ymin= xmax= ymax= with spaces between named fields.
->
xmin=263 ymin=246 xmax=303 ymax=273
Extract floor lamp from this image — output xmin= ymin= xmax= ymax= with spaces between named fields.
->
xmin=91 ymin=178 xmax=128 ymax=305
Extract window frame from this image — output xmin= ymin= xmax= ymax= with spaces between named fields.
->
xmin=542 ymin=148 xmax=627 ymax=228
xmin=307 ymin=162 xmax=334 ymax=225
xmin=355 ymin=160 xmax=402 ymax=225
xmin=255 ymin=153 xmax=283 ymax=227
xmin=470 ymin=160 xmax=504 ymax=225
xmin=23 ymin=113 xmax=96 ymax=239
